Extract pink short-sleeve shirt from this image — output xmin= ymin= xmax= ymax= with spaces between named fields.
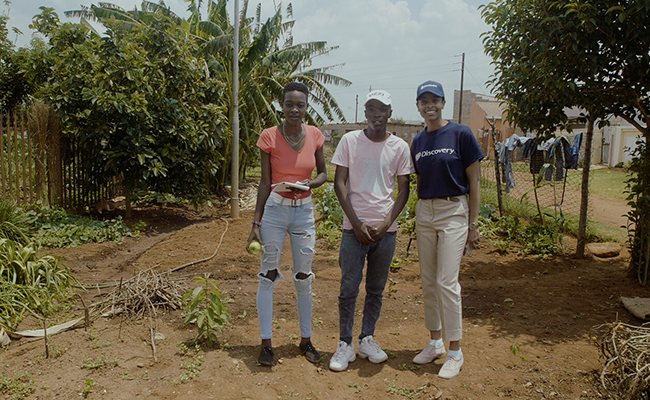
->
xmin=257 ymin=125 xmax=325 ymax=199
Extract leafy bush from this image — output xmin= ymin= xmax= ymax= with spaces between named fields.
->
xmin=479 ymin=205 xmax=560 ymax=258
xmin=398 ymin=174 xmax=419 ymax=236
xmin=0 ymin=199 xmax=36 ymax=245
xmin=519 ymin=223 xmax=560 ymax=258
xmin=312 ymin=185 xmax=344 ymax=247
xmin=0 ymin=238 xmax=78 ymax=328
xmin=33 ymin=207 xmax=132 ymax=248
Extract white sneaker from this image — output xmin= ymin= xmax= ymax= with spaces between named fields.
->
xmin=413 ymin=340 xmax=446 ymax=364
xmin=329 ymin=341 xmax=356 ymax=372
xmin=438 ymin=353 xmax=464 ymax=379
xmin=358 ymin=335 xmax=388 ymax=364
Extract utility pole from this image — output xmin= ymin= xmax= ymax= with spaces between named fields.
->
xmin=230 ymin=0 xmax=240 ymax=218
xmin=355 ymin=95 xmax=358 ymax=124
xmin=458 ymin=52 xmax=465 ymax=124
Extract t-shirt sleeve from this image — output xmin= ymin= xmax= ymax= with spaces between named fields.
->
xmin=397 ymin=141 xmax=415 ymax=176
xmin=461 ymin=128 xmax=485 ymax=169
xmin=410 ymin=137 xmax=420 ymax=175
xmin=331 ymin=134 xmax=349 ymax=168
xmin=256 ymin=128 xmax=274 ymax=154
xmin=311 ymin=126 xmax=325 ymax=149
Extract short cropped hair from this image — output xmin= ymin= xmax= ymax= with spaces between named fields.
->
xmin=283 ymin=82 xmax=309 ymax=101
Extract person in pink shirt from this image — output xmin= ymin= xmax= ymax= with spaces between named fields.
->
xmin=328 ymin=90 xmax=414 ymax=371
xmin=246 ymin=82 xmax=327 ymax=366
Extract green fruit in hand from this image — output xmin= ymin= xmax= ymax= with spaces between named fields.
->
xmin=249 ymin=241 xmax=261 ymax=255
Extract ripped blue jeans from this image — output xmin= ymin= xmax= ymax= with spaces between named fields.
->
xmin=257 ymin=195 xmax=316 ymax=340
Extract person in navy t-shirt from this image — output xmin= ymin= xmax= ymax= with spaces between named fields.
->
xmin=410 ymin=81 xmax=484 ymax=379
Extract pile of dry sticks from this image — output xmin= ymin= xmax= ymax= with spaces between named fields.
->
xmin=593 ymin=321 xmax=650 ymax=399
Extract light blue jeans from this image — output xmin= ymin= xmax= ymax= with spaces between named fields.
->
xmin=338 ymin=230 xmax=397 ymax=345
xmin=257 ymin=195 xmax=316 ymax=340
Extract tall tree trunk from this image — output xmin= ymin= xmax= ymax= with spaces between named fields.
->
xmin=576 ymin=116 xmax=594 ymax=258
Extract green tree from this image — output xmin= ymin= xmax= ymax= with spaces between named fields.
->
xmin=67 ymin=0 xmax=351 ymax=185
xmin=481 ymin=0 xmax=650 ymax=268
xmin=34 ymin=9 xmax=227 ymax=216
xmin=0 ymin=6 xmax=30 ymax=112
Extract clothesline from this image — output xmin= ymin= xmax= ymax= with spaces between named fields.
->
xmin=495 ymin=133 xmax=583 ymax=193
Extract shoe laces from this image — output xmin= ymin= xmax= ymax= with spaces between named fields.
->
xmin=333 ymin=342 xmax=350 ymax=360
xmin=362 ymin=337 xmax=382 ymax=351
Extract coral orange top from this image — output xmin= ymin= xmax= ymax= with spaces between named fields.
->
xmin=257 ymin=125 xmax=325 ymax=199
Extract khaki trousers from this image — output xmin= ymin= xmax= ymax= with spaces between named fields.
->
xmin=415 ymin=196 xmax=468 ymax=341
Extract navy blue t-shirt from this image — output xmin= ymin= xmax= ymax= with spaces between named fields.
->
xmin=411 ymin=122 xmax=484 ymax=199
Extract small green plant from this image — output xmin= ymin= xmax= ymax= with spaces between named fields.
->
xmin=0 ymin=372 xmax=34 ymax=400
xmin=89 ymin=340 xmax=112 ymax=349
xmin=81 ymin=355 xmax=118 ymax=370
xmin=510 ymin=343 xmax=525 ymax=361
xmin=390 ymin=257 xmax=403 ymax=271
xmin=177 ymin=343 xmax=203 ymax=383
xmin=50 ymin=343 xmax=68 ymax=358
xmin=83 ymin=330 xmax=98 ymax=341
xmin=347 ymin=382 xmax=362 ymax=393
xmin=182 ymin=274 xmax=230 ymax=348
xmin=82 ymin=378 xmax=95 ymax=398
xmin=122 ymin=371 xmax=149 ymax=382
xmin=384 ymin=379 xmax=429 ymax=399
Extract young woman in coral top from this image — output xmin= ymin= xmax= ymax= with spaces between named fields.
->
xmin=246 ymin=82 xmax=326 ymax=366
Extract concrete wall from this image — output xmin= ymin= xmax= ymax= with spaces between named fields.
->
xmin=320 ymin=122 xmax=425 ymax=144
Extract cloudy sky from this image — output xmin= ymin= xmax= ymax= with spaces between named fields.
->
xmin=4 ymin=0 xmax=495 ymax=123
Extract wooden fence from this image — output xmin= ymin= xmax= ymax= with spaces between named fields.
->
xmin=0 ymin=106 xmax=120 ymax=210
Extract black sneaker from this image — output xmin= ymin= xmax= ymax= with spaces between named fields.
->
xmin=299 ymin=341 xmax=321 ymax=363
xmin=258 ymin=346 xmax=274 ymax=366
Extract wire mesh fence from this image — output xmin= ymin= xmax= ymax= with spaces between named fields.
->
xmin=480 ymin=159 xmax=592 ymax=221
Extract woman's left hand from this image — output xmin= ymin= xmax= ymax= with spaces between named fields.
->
xmin=467 ymin=228 xmax=480 ymax=249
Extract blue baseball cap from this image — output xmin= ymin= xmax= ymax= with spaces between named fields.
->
xmin=416 ymin=81 xmax=445 ymax=100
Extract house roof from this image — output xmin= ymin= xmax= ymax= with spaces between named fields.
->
xmin=476 ymin=101 xmax=505 ymax=119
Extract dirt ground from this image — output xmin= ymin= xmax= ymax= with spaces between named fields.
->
xmin=2 ymin=185 xmax=646 ymax=400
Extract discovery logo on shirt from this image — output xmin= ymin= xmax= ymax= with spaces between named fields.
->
xmin=414 ymin=148 xmax=455 ymax=162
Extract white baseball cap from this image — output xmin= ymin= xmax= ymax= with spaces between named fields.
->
xmin=365 ymin=90 xmax=391 ymax=106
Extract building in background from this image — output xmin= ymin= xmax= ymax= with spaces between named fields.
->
xmin=320 ymin=122 xmax=424 ymax=144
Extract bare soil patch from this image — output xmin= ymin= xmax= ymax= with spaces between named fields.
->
xmin=1 ymin=192 xmax=644 ymax=400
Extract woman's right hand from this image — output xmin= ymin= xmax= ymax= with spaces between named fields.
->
xmin=246 ymin=226 xmax=262 ymax=254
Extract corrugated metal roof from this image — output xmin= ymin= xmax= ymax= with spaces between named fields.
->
xmin=476 ymin=101 xmax=505 ymax=119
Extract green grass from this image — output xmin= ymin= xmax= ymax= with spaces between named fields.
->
xmin=482 ymin=161 xmax=631 ymax=201
xmin=582 ymin=168 xmax=630 ymax=201
xmin=480 ymin=176 xmax=624 ymax=242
